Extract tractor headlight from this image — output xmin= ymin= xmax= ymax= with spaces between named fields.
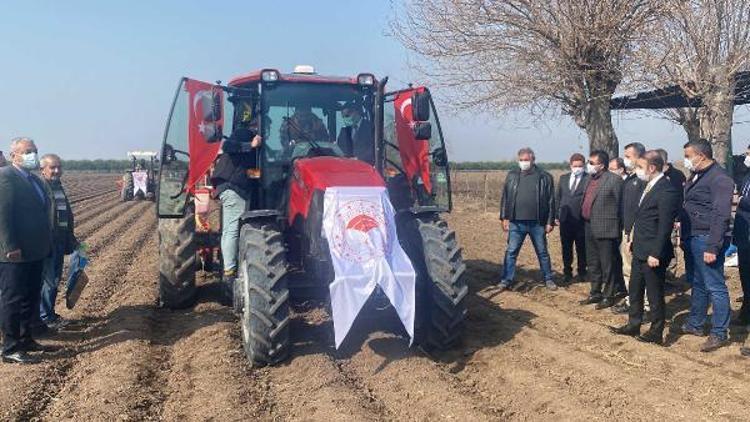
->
xmin=357 ymin=73 xmax=375 ymax=86
xmin=261 ymin=69 xmax=280 ymax=82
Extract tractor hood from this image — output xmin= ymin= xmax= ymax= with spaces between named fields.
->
xmin=288 ymin=157 xmax=385 ymax=224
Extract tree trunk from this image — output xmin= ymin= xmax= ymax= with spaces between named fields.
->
xmin=699 ymin=87 xmax=734 ymax=170
xmin=677 ymin=108 xmax=701 ymax=144
xmin=583 ymin=95 xmax=619 ymax=159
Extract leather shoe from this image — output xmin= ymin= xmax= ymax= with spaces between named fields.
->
xmin=637 ymin=330 xmax=663 ymax=345
xmin=610 ymin=324 xmax=640 ymax=337
xmin=680 ymin=323 xmax=706 ymax=337
xmin=23 ymin=340 xmax=58 ymax=353
xmin=595 ymin=298 xmax=617 ymax=310
xmin=1 ymin=351 xmax=37 ymax=364
xmin=611 ymin=303 xmax=629 ymax=314
xmin=579 ymin=295 xmax=602 ymax=305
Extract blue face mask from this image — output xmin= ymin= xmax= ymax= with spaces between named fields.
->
xmin=20 ymin=152 xmax=39 ymax=170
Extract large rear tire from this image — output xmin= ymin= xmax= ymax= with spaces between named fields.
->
xmin=416 ymin=217 xmax=468 ymax=350
xmin=158 ymin=212 xmax=197 ymax=309
xmin=239 ymin=221 xmax=291 ymax=367
xmin=121 ymin=173 xmax=134 ymax=202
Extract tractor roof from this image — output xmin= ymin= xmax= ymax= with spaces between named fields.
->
xmin=228 ymin=68 xmax=372 ymax=87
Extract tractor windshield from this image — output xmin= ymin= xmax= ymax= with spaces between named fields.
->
xmin=259 ymin=82 xmax=376 ymax=208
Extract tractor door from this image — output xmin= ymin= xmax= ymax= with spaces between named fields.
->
xmin=384 ymin=87 xmax=451 ymax=212
xmin=158 ymin=78 xmax=228 ymax=218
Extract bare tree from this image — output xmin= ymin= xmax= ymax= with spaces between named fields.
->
xmin=392 ymin=0 xmax=661 ymax=158
xmin=637 ymin=0 xmax=750 ymax=165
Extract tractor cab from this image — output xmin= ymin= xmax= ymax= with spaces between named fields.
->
xmin=156 ymin=66 xmax=466 ymax=368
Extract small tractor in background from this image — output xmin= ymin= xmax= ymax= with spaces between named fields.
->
xmin=120 ymin=151 xmax=158 ymax=201
xmin=156 ymin=66 xmax=467 ymax=367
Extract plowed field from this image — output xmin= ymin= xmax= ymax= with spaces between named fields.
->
xmin=1 ymin=173 xmax=748 ymax=421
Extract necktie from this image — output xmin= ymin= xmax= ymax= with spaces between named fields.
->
xmin=570 ymin=175 xmax=579 ymax=191
xmin=639 ymin=183 xmax=653 ymax=206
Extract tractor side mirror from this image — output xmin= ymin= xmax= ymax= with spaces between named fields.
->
xmin=412 ymin=121 xmax=432 ymax=140
xmin=412 ymin=91 xmax=431 ymax=122
xmin=199 ymin=90 xmax=222 ymax=122
xmin=432 ymin=147 xmax=448 ymax=167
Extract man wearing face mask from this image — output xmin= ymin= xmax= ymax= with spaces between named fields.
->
xmin=499 ymin=147 xmax=557 ymax=291
xmin=612 ymin=143 xmax=647 ymax=314
xmin=680 ymin=138 xmax=733 ymax=352
xmin=611 ymin=151 xmax=680 ymax=345
xmin=0 ymin=137 xmax=53 ymax=364
xmin=337 ymin=102 xmax=375 ymax=165
xmin=731 ymin=144 xmax=750 ymax=328
xmin=579 ymin=150 xmax=626 ymax=308
xmin=37 ymin=154 xmax=78 ymax=330
xmin=556 ymin=153 xmax=588 ymax=284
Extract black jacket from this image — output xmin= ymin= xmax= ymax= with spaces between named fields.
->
xmin=211 ymin=150 xmax=258 ymax=200
xmin=622 ymin=173 xmax=645 ymax=235
xmin=556 ymin=171 xmax=588 ymax=226
xmin=632 ymin=176 xmax=680 ymax=261
xmin=664 ymin=164 xmax=686 ymax=204
xmin=337 ymin=119 xmax=375 ymax=165
xmin=680 ymin=162 xmax=733 ymax=255
xmin=733 ymin=174 xmax=750 ymax=247
xmin=500 ymin=166 xmax=555 ymax=226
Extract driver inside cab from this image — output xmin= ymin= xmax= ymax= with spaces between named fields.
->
xmin=278 ymin=105 xmax=329 ymax=149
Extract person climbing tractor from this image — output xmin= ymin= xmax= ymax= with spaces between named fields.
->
xmin=210 ymin=113 xmax=263 ymax=301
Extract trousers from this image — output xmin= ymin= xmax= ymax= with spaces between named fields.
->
xmin=0 ymin=260 xmax=44 ymax=354
xmin=219 ymin=189 xmax=247 ymax=273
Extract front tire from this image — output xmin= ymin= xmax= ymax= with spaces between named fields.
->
xmin=416 ymin=217 xmax=468 ymax=350
xmin=239 ymin=221 xmax=291 ymax=367
xmin=158 ymin=211 xmax=197 ymax=309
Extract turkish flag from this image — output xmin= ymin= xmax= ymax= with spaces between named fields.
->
xmin=393 ymin=88 xmax=432 ymax=194
xmin=185 ymin=79 xmax=223 ymax=191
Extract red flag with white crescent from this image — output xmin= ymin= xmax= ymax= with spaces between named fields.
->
xmin=393 ymin=88 xmax=432 ymax=193
xmin=185 ymin=79 xmax=223 ymax=191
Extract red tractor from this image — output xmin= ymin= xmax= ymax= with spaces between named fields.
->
xmin=156 ymin=66 xmax=467 ymax=366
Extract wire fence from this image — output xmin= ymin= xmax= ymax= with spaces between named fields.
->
xmin=450 ymin=169 xmax=567 ymax=212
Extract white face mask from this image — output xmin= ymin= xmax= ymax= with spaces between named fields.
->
xmin=518 ymin=160 xmax=532 ymax=171
xmin=623 ymin=158 xmax=634 ymax=170
xmin=684 ymin=156 xmax=696 ymax=171
xmin=744 ymin=155 xmax=750 ymax=168
xmin=19 ymin=152 xmax=39 ymax=170
xmin=635 ymin=168 xmax=648 ymax=182
xmin=571 ymin=166 xmax=584 ymax=176
xmin=586 ymin=163 xmax=599 ymax=175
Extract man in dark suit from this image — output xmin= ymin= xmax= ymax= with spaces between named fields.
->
xmin=732 ymin=144 xmax=750 ymax=327
xmin=556 ymin=153 xmax=588 ymax=283
xmin=0 ymin=137 xmax=53 ymax=364
xmin=337 ymin=102 xmax=375 ymax=165
xmin=611 ymin=151 xmax=680 ymax=344
xmin=579 ymin=150 xmax=625 ymax=308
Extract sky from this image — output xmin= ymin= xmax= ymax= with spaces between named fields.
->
xmin=1 ymin=0 xmax=750 ymax=163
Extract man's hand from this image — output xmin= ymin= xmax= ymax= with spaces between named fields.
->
xmin=554 ymin=219 xmax=560 ymax=226
xmin=545 ymin=224 xmax=553 ymax=234
xmin=6 ymin=249 xmax=21 ymax=262
xmin=251 ymin=135 xmax=263 ymax=148
xmin=647 ymin=256 xmax=660 ymax=268
xmin=704 ymin=252 xmax=717 ymax=265
xmin=502 ymin=220 xmax=509 ymax=232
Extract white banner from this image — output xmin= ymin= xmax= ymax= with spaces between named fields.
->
xmin=322 ymin=186 xmax=416 ymax=349
xmin=132 ymin=171 xmax=148 ymax=195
